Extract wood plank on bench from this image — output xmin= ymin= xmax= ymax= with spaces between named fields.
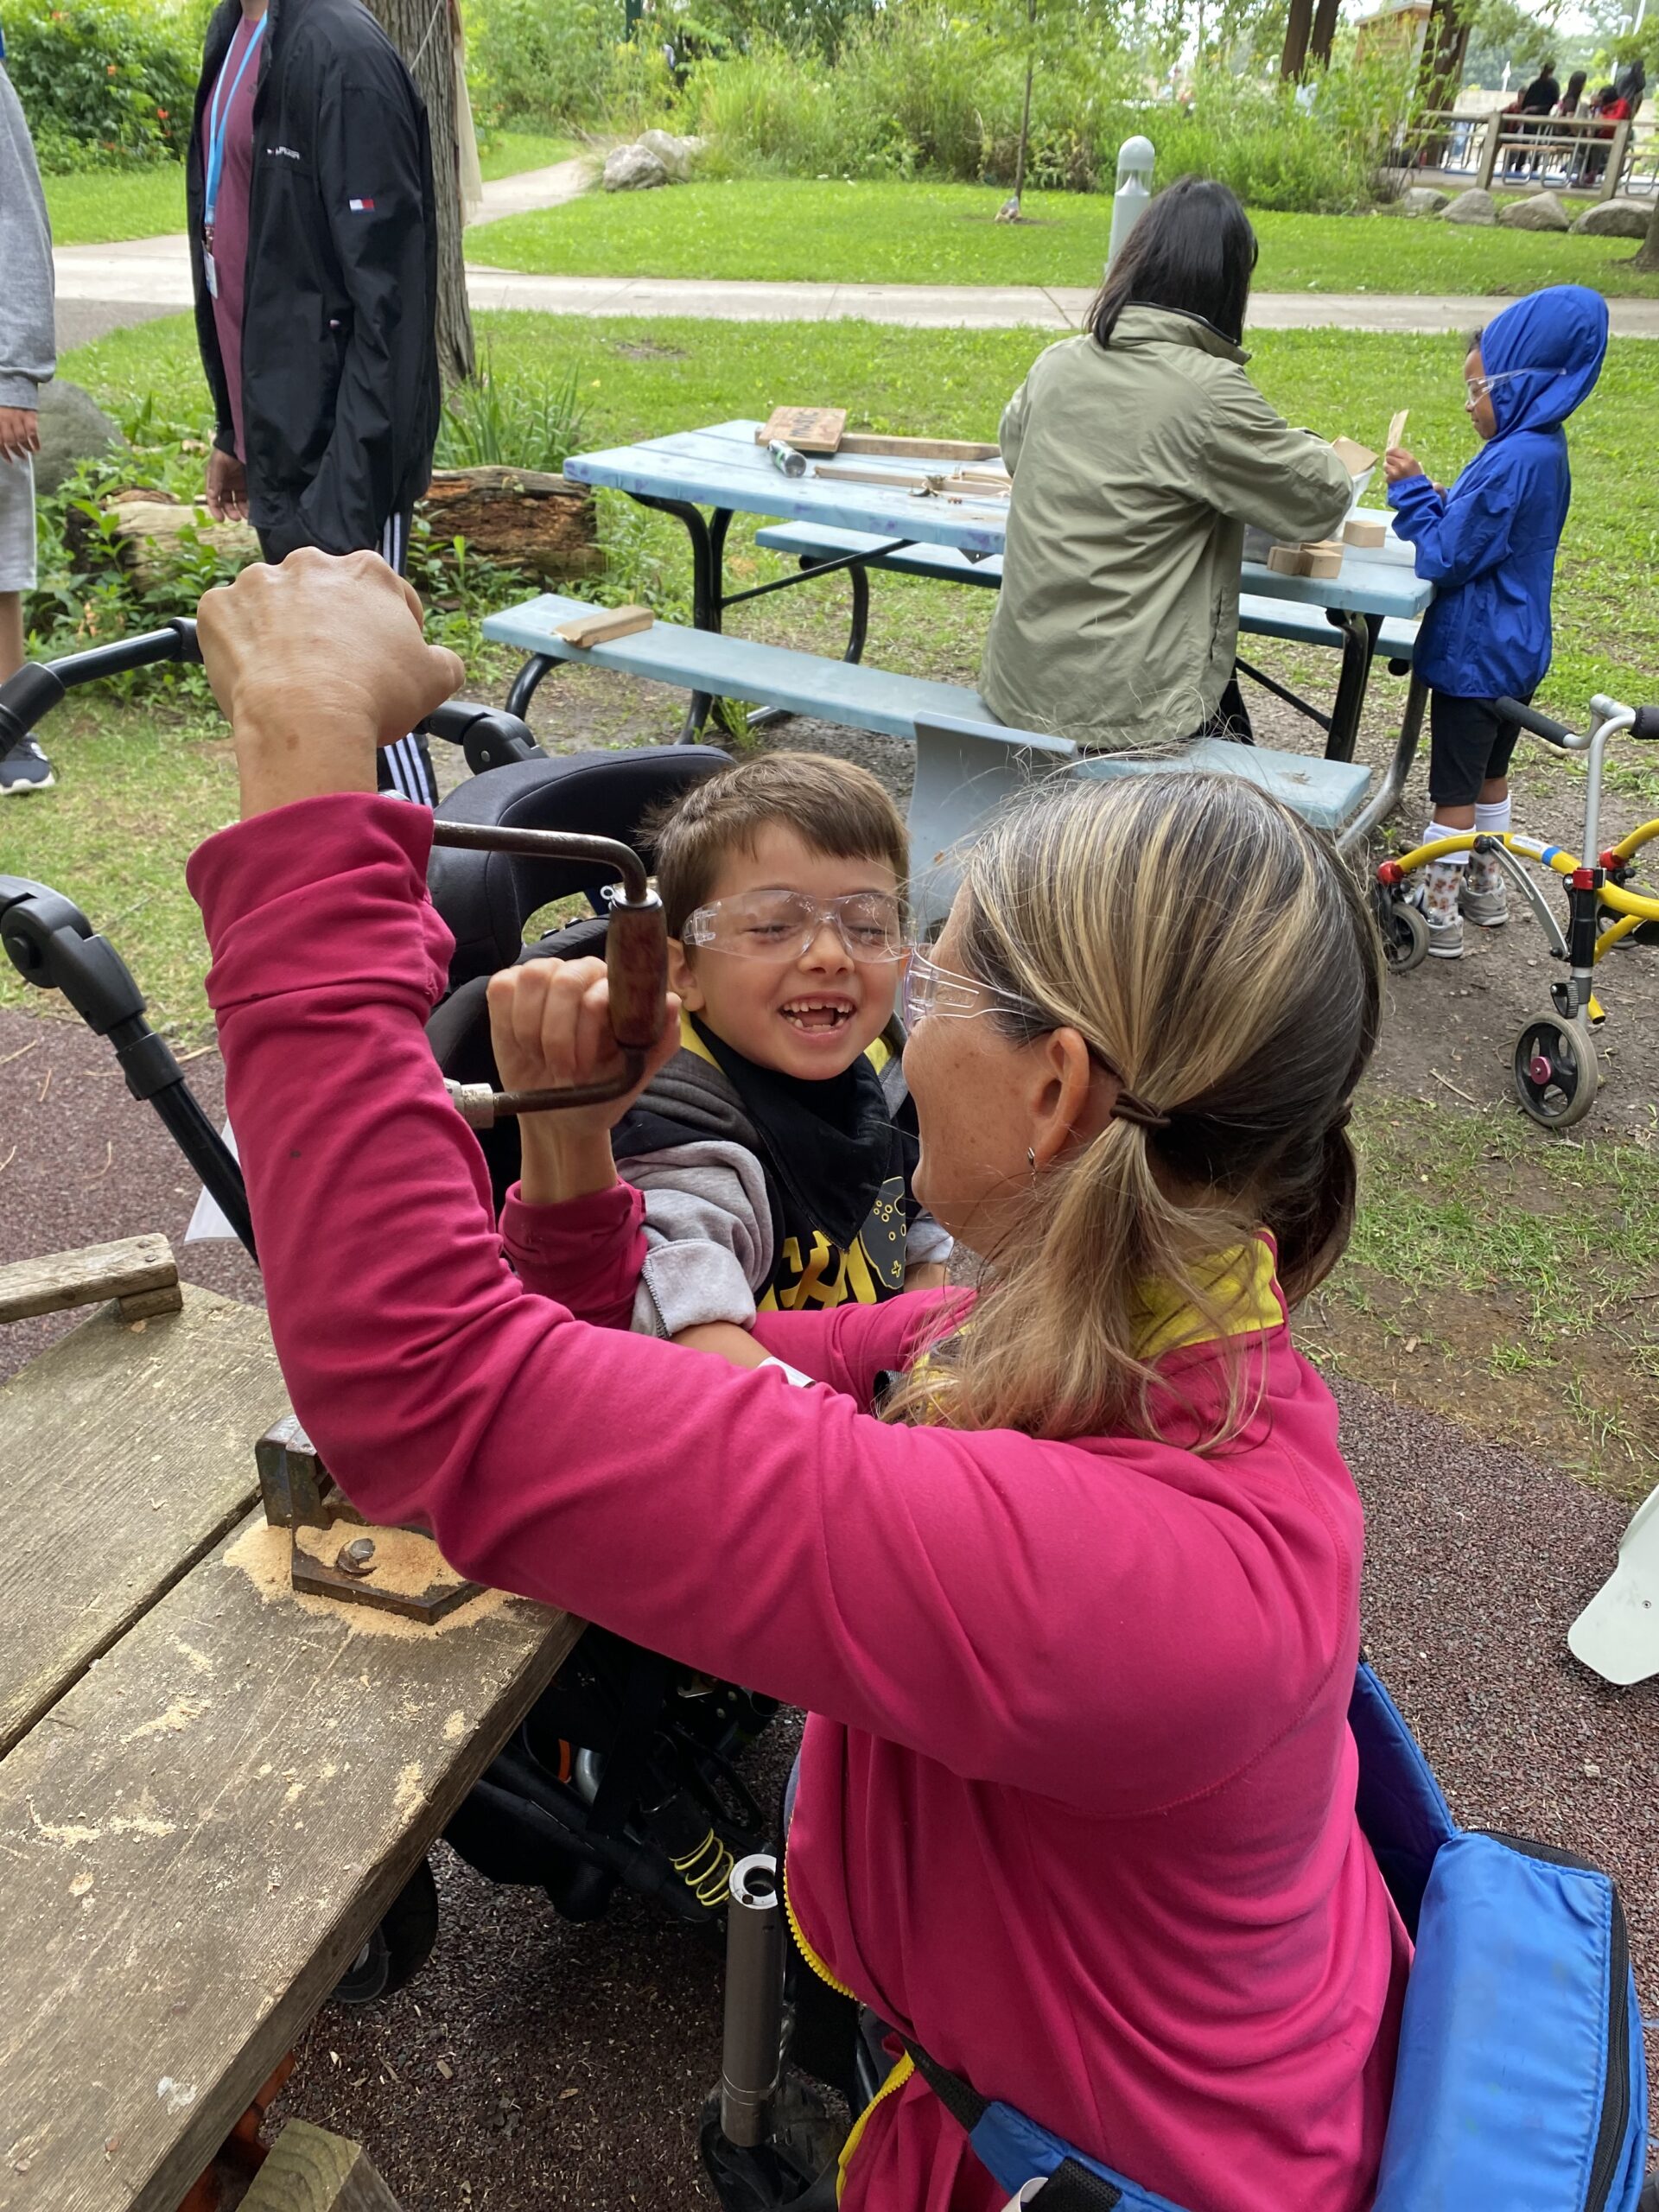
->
xmin=0 ymin=1287 xmax=291 ymax=1761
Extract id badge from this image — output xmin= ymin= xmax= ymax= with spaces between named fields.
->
xmin=204 ymin=248 xmax=219 ymax=300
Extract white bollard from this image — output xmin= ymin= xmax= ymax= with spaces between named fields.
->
xmin=1106 ymin=135 xmax=1156 ymax=270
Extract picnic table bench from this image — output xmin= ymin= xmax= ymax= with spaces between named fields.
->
xmin=0 ymin=1240 xmax=580 ymax=2211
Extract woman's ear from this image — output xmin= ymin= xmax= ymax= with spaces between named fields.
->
xmin=668 ymin=938 xmax=704 ymax=1014
xmin=1028 ymin=1027 xmax=1122 ymax=1169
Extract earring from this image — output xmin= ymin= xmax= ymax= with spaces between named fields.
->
xmin=1027 ymin=1146 xmax=1037 ymax=1178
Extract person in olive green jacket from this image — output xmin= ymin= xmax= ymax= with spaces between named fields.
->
xmin=979 ymin=177 xmax=1354 ymax=753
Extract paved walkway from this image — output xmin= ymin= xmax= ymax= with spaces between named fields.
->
xmin=471 ymin=152 xmax=592 ymax=223
xmin=54 ymin=236 xmax=1659 ymax=344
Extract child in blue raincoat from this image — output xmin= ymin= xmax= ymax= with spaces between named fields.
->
xmin=1384 ymin=286 xmax=1609 ymax=959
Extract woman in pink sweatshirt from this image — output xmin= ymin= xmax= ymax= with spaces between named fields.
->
xmin=188 ymin=554 xmax=1408 ymax=2212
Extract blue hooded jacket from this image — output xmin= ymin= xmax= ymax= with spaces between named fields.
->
xmin=1388 ymin=286 xmax=1608 ymax=700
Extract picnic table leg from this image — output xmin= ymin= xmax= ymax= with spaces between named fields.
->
xmin=632 ymin=493 xmax=733 ymax=744
xmin=1324 ymin=610 xmax=1382 ymax=764
xmin=747 ymin=553 xmax=873 ymax=731
xmin=1337 ymin=672 xmax=1427 ymax=855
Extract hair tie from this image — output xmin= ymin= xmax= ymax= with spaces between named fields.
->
xmin=1114 ymin=1090 xmax=1171 ymax=1131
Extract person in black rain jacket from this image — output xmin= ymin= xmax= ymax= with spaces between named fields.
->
xmin=187 ymin=0 xmax=442 ymax=800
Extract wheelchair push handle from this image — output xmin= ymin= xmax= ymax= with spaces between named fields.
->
xmin=429 ymin=821 xmax=669 ymax=1128
xmin=0 ymin=620 xmax=201 ymax=752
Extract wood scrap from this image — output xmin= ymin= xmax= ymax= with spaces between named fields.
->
xmin=1387 ymin=408 xmax=1410 ymax=452
xmin=812 ymin=461 xmax=935 ymax=491
xmin=0 ymin=1233 xmax=179 ymax=1327
xmin=1344 ymin=513 xmax=1389 ymax=550
xmin=1268 ymin=544 xmax=1311 ymax=576
xmin=836 ymin=433 xmax=1000 ymax=461
xmin=755 ymin=406 xmax=847 ymax=454
xmin=553 ymin=604 xmax=654 ymax=648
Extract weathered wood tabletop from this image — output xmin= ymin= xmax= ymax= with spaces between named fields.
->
xmin=0 ymin=1284 xmax=581 ymax=2212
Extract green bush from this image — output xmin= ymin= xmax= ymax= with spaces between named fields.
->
xmin=467 ymin=0 xmax=628 ymax=127
xmin=5 ymin=0 xmax=197 ymax=170
xmin=684 ymin=8 xmax=1412 ymax=211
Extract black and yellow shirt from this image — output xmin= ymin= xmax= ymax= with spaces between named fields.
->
xmin=610 ymin=1013 xmax=949 ymax=1333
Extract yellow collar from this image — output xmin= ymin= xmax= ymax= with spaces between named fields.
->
xmin=1135 ymin=1238 xmax=1282 ymax=1360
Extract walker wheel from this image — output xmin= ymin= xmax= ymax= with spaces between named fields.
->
xmin=1513 ymin=1014 xmax=1599 ymax=1129
xmin=1381 ymin=900 xmax=1430 ymax=973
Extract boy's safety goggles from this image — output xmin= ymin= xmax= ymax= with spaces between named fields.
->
xmin=1464 ymin=370 xmax=1522 ymax=410
xmin=680 ymin=888 xmax=907 ymax=964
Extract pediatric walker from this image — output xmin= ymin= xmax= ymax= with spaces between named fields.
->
xmin=1374 ymin=691 xmax=1659 ymax=1128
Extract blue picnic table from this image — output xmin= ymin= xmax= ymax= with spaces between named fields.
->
xmin=551 ymin=416 xmax=1433 ymax=765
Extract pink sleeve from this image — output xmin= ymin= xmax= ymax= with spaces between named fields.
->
xmin=187 ymin=798 xmax=1351 ymax=1811
xmin=500 ymin=1179 xmax=955 ymax=1394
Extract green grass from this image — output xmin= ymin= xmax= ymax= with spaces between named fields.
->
xmin=467 ymin=176 xmax=1659 ymax=297
xmin=38 ymin=136 xmax=576 ymax=247
xmin=44 ymin=164 xmax=187 ymax=245
xmin=474 ymin=130 xmax=581 ymax=184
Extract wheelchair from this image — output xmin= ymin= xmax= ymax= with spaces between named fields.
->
xmin=0 ymin=620 xmax=780 ymax=1954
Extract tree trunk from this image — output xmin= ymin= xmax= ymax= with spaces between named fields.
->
xmin=1280 ymin=0 xmax=1313 ymax=79
xmin=1635 ymin=194 xmax=1659 ymax=271
xmin=1309 ymin=0 xmax=1340 ymax=67
xmin=364 ymin=0 xmax=475 ymax=384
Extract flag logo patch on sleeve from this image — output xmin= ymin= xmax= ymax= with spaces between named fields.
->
xmin=348 ymin=196 xmax=376 ymax=211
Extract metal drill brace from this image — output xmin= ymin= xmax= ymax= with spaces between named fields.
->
xmin=429 ymin=819 xmax=668 ymax=1128
xmin=254 ymin=1414 xmax=484 ymax=1624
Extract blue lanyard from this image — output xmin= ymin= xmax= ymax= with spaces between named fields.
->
xmin=204 ymin=16 xmax=265 ymax=228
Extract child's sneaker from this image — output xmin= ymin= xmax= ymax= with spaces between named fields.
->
xmin=1421 ymin=859 xmax=1465 ymax=959
xmin=1461 ymin=847 xmax=1509 ymax=929
xmin=0 ymin=738 xmax=54 ymax=794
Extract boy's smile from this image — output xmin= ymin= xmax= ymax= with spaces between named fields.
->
xmin=669 ymin=824 xmax=902 ymax=1081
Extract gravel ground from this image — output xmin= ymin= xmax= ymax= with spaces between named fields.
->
xmin=7 ymin=657 xmax=1658 ymax=2204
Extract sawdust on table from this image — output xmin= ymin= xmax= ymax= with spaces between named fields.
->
xmin=224 ymin=1520 xmax=512 ymax=1639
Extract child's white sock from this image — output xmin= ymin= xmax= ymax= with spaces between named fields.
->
xmin=1474 ymin=797 xmax=1512 ymax=837
xmin=1426 ymin=819 xmax=1471 ymax=866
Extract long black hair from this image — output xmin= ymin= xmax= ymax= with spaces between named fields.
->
xmin=1089 ymin=175 xmax=1259 ymax=351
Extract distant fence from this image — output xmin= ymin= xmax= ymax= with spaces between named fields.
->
xmin=1393 ymin=107 xmax=1655 ymax=202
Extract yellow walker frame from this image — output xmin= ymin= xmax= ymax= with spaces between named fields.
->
xmin=1374 ymin=691 xmax=1659 ymax=1128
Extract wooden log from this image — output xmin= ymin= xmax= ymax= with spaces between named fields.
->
xmin=90 ymin=494 xmax=260 ymax=585
xmin=420 ymin=467 xmax=601 ymax=580
xmin=240 ymin=2120 xmax=406 ymax=2211
xmin=0 ymin=1232 xmax=177 ymax=1325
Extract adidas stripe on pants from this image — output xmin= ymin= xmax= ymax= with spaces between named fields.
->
xmin=375 ymin=509 xmax=438 ymax=807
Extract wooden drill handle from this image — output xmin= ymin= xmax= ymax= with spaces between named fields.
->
xmin=602 ymin=895 xmax=669 ymax=1052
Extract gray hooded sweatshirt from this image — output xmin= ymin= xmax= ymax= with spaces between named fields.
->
xmin=0 ymin=64 xmax=54 ymax=412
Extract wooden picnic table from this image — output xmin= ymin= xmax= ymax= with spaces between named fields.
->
xmin=557 ymin=416 xmax=1433 ymax=763
xmin=0 ymin=1264 xmax=580 ymax=2212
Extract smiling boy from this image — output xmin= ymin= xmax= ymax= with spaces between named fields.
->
xmin=491 ymin=753 xmax=949 ymax=1365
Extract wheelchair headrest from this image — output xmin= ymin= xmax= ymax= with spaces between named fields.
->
xmin=430 ymin=747 xmax=728 ymax=987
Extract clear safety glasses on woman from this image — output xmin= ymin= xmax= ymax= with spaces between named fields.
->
xmin=681 ymin=889 xmax=908 ymax=965
xmin=899 ymin=944 xmax=1039 ymax=1028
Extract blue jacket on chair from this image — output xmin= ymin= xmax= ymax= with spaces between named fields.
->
xmin=1389 ymin=285 xmax=1608 ymax=702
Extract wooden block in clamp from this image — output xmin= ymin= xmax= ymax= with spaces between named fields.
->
xmin=0 ymin=1233 xmax=179 ymax=1326
xmin=1344 ymin=513 xmax=1389 ymax=550
xmin=553 ymin=604 xmax=654 ymax=649
xmin=239 ymin=2118 xmax=408 ymax=2210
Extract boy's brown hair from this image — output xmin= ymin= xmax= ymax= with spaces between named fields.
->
xmin=645 ymin=752 xmax=909 ymax=938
